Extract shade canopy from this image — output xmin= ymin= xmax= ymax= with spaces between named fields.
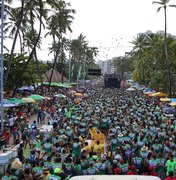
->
xmin=28 ymin=94 xmax=44 ymax=101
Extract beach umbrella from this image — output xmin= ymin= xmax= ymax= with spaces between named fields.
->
xmin=126 ymin=87 xmax=136 ymax=91
xmin=22 ymin=97 xmax=36 ymax=103
xmin=29 ymin=94 xmax=44 ymax=101
xmin=150 ymin=92 xmax=168 ymax=97
xmin=7 ymin=98 xmax=25 ymax=104
xmin=170 ymin=98 xmax=176 ymax=103
xmin=75 ymin=93 xmax=83 ymax=97
xmin=164 ymin=108 xmax=175 ymax=114
xmin=160 ymin=98 xmax=171 ymax=102
xmin=54 ymin=94 xmax=66 ymax=98
xmin=169 ymin=102 xmax=176 ymax=107
xmin=3 ymin=103 xmax=18 ymax=107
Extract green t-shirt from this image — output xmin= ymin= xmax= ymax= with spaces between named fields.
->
xmin=166 ymin=160 xmax=176 ymax=176
xmin=33 ymin=166 xmax=43 ymax=175
xmin=74 ymin=164 xmax=82 ymax=175
xmin=48 ymin=174 xmax=61 ymax=180
xmin=52 ymin=163 xmax=62 ymax=170
xmin=43 ymin=142 xmax=52 ymax=153
xmin=44 ymin=161 xmax=53 ymax=170
xmin=1 ymin=176 xmax=10 ymax=180
xmin=36 ymin=140 xmax=42 ymax=150
xmin=120 ymin=163 xmax=129 ymax=174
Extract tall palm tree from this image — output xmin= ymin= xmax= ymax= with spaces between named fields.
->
xmin=45 ymin=0 xmax=75 ymax=88
xmin=4 ymin=0 xmax=25 ymax=85
xmin=12 ymin=0 xmax=44 ymax=96
xmin=153 ymin=0 xmax=176 ymax=97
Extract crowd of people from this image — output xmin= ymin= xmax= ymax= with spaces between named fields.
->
xmin=1 ymin=83 xmax=176 ymax=180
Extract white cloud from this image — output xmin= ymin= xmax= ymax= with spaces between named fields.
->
xmin=4 ymin=0 xmax=176 ymax=61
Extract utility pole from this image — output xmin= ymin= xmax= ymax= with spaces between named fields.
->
xmin=0 ymin=0 xmax=4 ymax=131
xmin=68 ymin=37 xmax=71 ymax=84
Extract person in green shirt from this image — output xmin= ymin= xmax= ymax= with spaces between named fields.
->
xmin=87 ymin=162 xmax=100 ymax=175
xmin=74 ymin=159 xmax=82 ymax=175
xmin=33 ymin=161 xmax=44 ymax=176
xmin=44 ymin=156 xmax=53 ymax=172
xmin=1 ymin=170 xmax=11 ymax=180
xmin=72 ymin=138 xmax=81 ymax=158
xmin=48 ymin=168 xmax=61 ymax=180
xmin=52 ymin=157 xmax=62 ymax=172
xmin=43 ymin=139 xmax=53 ymax=155
xmin=35 ymin=135 xmax=42 ymax=154
xmin=81 ymin=155 xmax=89 ymax=175
xmin=165 ymin=154 xmax=176 ymax=176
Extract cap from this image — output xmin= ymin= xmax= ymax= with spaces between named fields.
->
xmin=114 ymin=167 xmax=121 ymax=174
xmin=54 ymin=168 xmax=61 ymax=174
xmin=92 ymin=155 xmax=98 ymax=160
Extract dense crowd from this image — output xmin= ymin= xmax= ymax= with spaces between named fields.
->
xmin=1 ymin=85 xmax=176 ymax=180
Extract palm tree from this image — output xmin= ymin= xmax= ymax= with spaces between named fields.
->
xmin=153 ymin=0 xmax=176 ymax=97
xmin=45 ymin=0 xmax=75 ymax=88
xmin=4 ymin=0 xmax=25 ymax=85
xmin=12 ymin=0 xmax=44 ymax=96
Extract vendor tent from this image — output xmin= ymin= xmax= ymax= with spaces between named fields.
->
xmin=43 ymin=69 xmax=68 ymax=83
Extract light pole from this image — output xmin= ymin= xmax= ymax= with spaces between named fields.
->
xmin=0 ymin=0 xmax=4 ymax=131
xmin=68 ymin=37 xmax=71 ymax=84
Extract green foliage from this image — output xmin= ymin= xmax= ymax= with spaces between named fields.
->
xmin=123 ymin=32 xmax=176 ymax=92
xmin=4 ymin=53 xmax=48 ymax=90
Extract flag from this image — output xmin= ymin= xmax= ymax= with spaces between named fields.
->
xmin=66 ymin=110 xmax=71 ymax=118
xmin=71 ymin=64 xmax=74 ymax=77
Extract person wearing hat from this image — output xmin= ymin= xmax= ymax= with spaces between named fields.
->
xmin=48 ymin=168 xmax=61 ymax=180
xmin=117 ymin=133 xmax=124 ymax=146
xmin=140 ymin=145 xmax=149 ymax=158
xmin=40 ymin=168 xmax=51 ymax=180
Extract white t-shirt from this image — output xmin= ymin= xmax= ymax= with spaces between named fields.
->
xmin=9 ymin=117 xmax=14 ymax=127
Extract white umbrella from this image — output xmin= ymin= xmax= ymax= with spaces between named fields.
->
xmin=126 ymin=87 xmax=136 ymax=91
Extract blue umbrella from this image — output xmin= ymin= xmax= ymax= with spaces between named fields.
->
xmin=170 ymin=98 xmax=176 ymax=103
xmin=144 ymin=88 xmax=153 ymax=92
xmin=165 ymin=109 xmax=175 ymax=114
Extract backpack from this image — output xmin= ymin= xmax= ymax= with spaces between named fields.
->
xmin=29 ymin=154 xmax=36 ymax=164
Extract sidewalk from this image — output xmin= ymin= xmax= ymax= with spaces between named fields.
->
xmin=9 ymin=113 xmax=43 ymax=148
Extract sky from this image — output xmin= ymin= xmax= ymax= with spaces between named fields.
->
xmin=6 ymin=0 xmax=176 ymax=61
